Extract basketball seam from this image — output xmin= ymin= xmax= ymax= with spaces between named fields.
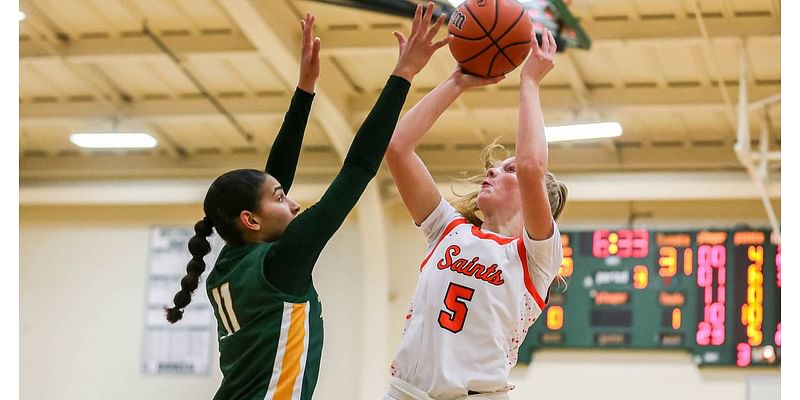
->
xmin=454 ymin=41 xmax=496 ymax=64
xmin=464 ymin=1 xmax=527 ymax=67
xmin=487 ymin=48 xmax=503 ymax=77
xmin=464 ymin=1 xmax=508 ymax=63
xmin=492 ymin=7 xmax=529 ymax=66
xmin=489 ymin=40 xmax=533 ymax=76
xmin=449 ymin=31 xmax=492 ymax=41
xmin=501 ymin=40 xmax=531 ymax=50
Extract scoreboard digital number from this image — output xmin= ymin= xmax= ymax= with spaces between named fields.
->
xmin=518 ymin=229 xmax=781 ymax=368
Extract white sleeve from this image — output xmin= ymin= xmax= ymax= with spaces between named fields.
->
xmin=416 ymin=197 xmax=461 ymax=247
xmin=522 ymin=221 xmax=563 ymax=301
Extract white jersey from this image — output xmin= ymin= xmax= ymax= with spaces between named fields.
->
xmin=390 ymin=198 xmax=563 ymax=400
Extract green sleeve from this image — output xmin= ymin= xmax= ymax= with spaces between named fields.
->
xmin=264 ymin=75 xmax=411 ymax=296
xmin=265 ymin=87 xmax=314 ymax=194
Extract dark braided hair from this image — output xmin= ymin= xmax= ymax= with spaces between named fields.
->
xmin=165 ymin=169 xmax=268 ymax=323
xmin=165 ymin=218 xmax=213 ymax=323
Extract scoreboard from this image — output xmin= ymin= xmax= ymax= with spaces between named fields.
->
xmin=518 ymin=229 xmax=781 ymax=368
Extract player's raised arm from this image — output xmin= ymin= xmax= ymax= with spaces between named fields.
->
xmin=386 ymin=68 xmax=503 ymax=226
xmin=264 ymin=2 xmax=448 ymax=294
xmin=517 ymin=28 xmax=557 ymax=240
xmin=264 ymin=13 xmax=321 ymax=194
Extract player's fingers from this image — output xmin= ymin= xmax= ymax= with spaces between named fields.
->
xmin=542 ymin=30 xmax=552 ymax=54
xmin=530 ymin=27 xmax=540 ymax=52
xmin=411 ymin=3 xmax=422 ymax=34
xmin=300 ymin=20 xmax=311 ymax=51
xmin=309 ymin=15 xmax=317 ymax=44
xmin=393 ymin=31 xmax=407 ymax=57
xmin=421 ymin=2 xmax=434 ymax=30
xmin=313 ymin=37 xmax=321 ymax=56
xmin=426 ymin=14 xmax=446 ymax=42
xmin=433 ymin=36 xmax=449 ymax=50
xmin=393 ymin=31 xmax=408 ymax=48
xmin=542 ymin=29 xmax=551 ymax=53
xmin=548 ymin=29 xmax=557 ymax=54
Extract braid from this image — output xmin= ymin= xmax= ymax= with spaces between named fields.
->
xmin=165 ymin=218 xmax=214 ymax=323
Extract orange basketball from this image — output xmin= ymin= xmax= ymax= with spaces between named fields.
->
xmin=447 ymin=0 xmax=533 ymax=78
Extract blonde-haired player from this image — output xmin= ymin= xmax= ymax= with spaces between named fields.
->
xmin=384 ymin=28 xmax=566 ymax=400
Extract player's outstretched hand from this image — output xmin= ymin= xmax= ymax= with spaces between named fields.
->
xmin=298 ymin=12 xmax=321 ymax=93
xmin=449 ymin=66 xmax=505 ymax=89
xmin=521 ymin=28 xmax=557 ymax=85
xmin=391 ymin=2 xmax=449 ymax=82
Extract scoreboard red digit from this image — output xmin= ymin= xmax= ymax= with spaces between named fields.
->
xmin=696 ymin=239 xmax=727 ymax=347
xmin=592 ymin=229 xmax=649 ymax=258
xmin=519 ymin=228 xmax=781 ymax=368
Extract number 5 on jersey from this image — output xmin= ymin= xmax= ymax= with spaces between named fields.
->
xmin=211 ymin=282 xmax=241 ymax=337
xmin=438 ymin=282 xmax=475 ymax=334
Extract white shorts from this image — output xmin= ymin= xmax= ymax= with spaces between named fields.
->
xmin=383 ymin=377 xmax=510 ymax=400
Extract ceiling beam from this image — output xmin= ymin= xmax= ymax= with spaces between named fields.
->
xmin=19 ymin=95 xmax=292 ymax=125
xmin=19 ymin=95 xmax=744 ymax=127
xmin=19 ymin=178 xmax=330 ymax=206
xmin=20 ymin=171 xmax=779 ymax=206
xmin=19 ymin=33 xmax=256 ymax=64
xmin=20 ymin=84 xmax=779 ymax=127
xmin=19 ymin=149 xmax=341 ymax=180
xmin=581 ymin=15 xmax=779 ymax=40
xmin=19 ymin=143 xmax=746 ymax=180
xmin=350 ymin=84 xmax=781 ymax=114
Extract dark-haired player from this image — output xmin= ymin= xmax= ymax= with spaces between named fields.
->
xmin=164 ymin=5 xmax=448 ymax=399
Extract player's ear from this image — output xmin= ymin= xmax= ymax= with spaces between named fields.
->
xmin=239 ymin=210 xmax=261 ymax=231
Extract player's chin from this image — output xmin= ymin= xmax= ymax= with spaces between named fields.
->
xmin=478 ymin=185 xmax=498 ymax=196
xmin=476 ymin=192 xmax=496 ymax=210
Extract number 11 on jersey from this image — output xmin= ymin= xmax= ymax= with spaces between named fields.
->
xmin=438 ymin=282 xmax=475 ymax=334
xmin=211 ymin=282 xmax=241 ymax=337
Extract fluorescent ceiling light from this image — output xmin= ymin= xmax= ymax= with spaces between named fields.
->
xmin=19 ymin=11 xmax=26 ymax=21
xmin=545 ymin=122 xmax=622 ymax=143
xmin=70 ymin=132 xmax=158 ymax=149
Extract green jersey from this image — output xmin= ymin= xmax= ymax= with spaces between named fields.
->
xmin=206 ymin=243 xmax=323 ymax=400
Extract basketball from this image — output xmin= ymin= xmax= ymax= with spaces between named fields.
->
xmin=447 ymin=0 xmax=533 ymax=77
